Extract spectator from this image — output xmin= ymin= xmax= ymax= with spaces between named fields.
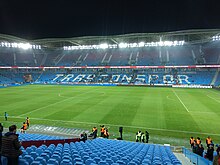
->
xmin=190 ymin=136 xmax=195 ymax=148
xmin=216 ymin=144 xmax=220 ymax=154
xmin=146 ymin=131 xmax=149 ymax=143
xmin=206 ymin=136 xmax=212 ymax=148
xmin=1 ymin=125 xmax=22 ymax=165
xmin=213 ymin=150 xmax=220 ymax=165
xmin=0 ymin=123 xmax=3 ymax=164
xmin=141 ymin=132 xmax=145 ymax=143
xmin=136 ymin=131 xmax=142 ymax=142
xmin=205 ymin=144 xmax=214 ymax=161
xmin=192 ymin=141 xmax=198 ymax=153
xmin=80 ymin=132 xmax=87 ymax=142
xmin=197 ymin=144 xmax=204 ymax=157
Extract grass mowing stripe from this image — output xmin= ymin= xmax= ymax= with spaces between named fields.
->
xmin=206 ymin=95 xmax=220 ymax=103
xmin=172 ymin=89 xmax=189 ymax=112
xmin=7 ymin=116 xmax=220 ymax=137
xmin=18 ymin=87 xmax=100 ymax=117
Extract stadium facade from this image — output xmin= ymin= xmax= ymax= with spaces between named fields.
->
xmin=0 ymin=29 xmax=220 ymax=87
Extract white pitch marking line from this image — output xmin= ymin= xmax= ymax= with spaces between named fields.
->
xmin=207 ymin=95 xmax=220 ymax=103
xmin=19 ymin=88 xmax=99 ymax=117
xmin=166 ymin=95 xmax=175 ymax=101
xmin=172 ymin=89 xmax=190 ymax=112
xmin=208 ymin=90 xmax=220 ymax=96
xmin=8 ymin=116 xmax=220 ymax=137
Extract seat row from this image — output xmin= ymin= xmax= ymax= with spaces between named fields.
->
xmin=19 ymin=138 xmax=181 ymax=165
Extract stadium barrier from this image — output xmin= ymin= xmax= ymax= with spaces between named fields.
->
xmin=21 ymin=138 xmax=80 ymax=149
xmin=172 ymin=85 xmax=212 ymax=88
xmin=182 ymin=147 xmax=212 ymax=165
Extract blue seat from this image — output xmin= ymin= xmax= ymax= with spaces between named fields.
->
xmin=40 ymin=153 xmax=50 ymax=161
xmin=51 ymin=154 xmax=61 ymax=162
xmin=23 ymin=155 xmax=34 ymax=164
xmin=85 ymin=158 xmax=96 ymax=165
xmin=35 ymin=157 xmax=47 ymax=165
xmin=31 ymin=161 xmax=42 ymax=165
xmin=30 ymin=151 xmax=39 ymax=160
xmin=82 ymin=155 xmax=90 ymax=162
xmin=48 ymin=158 xmax=59 ymax=165
xmin=60 ymin=159 xmax=73 ymax=165
xmin=93 ymin=157 xmax=101 ymax=164
xmin=116 ymin=160 xmax=126 ymax=165
xmin=19 ymin=159 xmax=29 ymax=165
xmin=105 ymin=158 xmax=113 ymax=164
xmin=98 ymin=161 xmax=108 ymax=165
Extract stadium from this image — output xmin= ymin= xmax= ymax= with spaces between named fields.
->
xmin=0 ymin=29 xmax=220 ymax=165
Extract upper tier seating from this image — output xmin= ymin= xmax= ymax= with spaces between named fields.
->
xmin=1 ymin=43 xmax=219 ymax=67
xmin=19 ymin=138 xmax=181 ymax=165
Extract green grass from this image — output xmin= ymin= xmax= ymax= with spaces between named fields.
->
xmin=0 ymin=85 xmax=220 ymax=147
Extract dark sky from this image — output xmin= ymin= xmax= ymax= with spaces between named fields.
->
xmin=0 ymin=0 xmax=219 ymax=39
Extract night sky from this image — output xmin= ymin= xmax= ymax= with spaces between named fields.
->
xmin=0 ymin=0 xmax=219 ymax=39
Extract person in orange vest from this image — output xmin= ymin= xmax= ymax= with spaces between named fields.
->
xmin=100 ymin=125 xmax=105 ymax=137
xmin=190 ymin=137 xmax=195 ymax=148
xmin=20 ymin=122 xmax=27 ymax=133
xmin=104 ymin=128 xmax=109 ymax=139
xmin=196 ymin=137 xmax=201 ymax=145
xmin=26 ymin=117 xmax=30 ymax=128
xmin=206 ymin=136 xmax=212 ymax=148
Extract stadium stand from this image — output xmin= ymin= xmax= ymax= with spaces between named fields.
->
xmin=19 ymin=138 xmax=182 ymax=165
xmin=0 ymin=31 xmax=220 ymax=164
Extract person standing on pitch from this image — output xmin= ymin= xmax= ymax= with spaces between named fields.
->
xmin=26 ymin=117 xmax=30 ymax=128
xmin=4 ymin=112 xmax=8 ymax=121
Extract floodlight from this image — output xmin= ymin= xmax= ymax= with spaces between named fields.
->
xmin=19 ymin=43 xmax=31 ymax=49
xmin=119 ymin=43 xmax=128 ymax=48
xmin=99 ymin=43 xmax=108 ymax=49
xmin=138 ymin=42 xmax=145 ymax=47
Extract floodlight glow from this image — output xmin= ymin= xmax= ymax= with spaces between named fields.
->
xmin=99 ymin=43 xmax=108 ymax=49
xmin=119 ymin=43 xmax=128 ymax=48
xmin=138 ymin=42 xmax=145 ymax=47
xmin=212 ymin=35 xmax=220 ymax=41
xmin=18 ymin=43 xmax=31 ymax=49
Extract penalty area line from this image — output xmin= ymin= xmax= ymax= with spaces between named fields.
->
xmin=172 ymin=89 xmax=190 ymax=112
xmin=8 ymin=116 xmax=220 ymax=137
xmin=207 ymin=95 xmax=220 ymax=104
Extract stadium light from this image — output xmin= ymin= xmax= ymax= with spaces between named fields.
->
xmin=138 ymin=42 xmax=145 ymax=47
xmin=0 ymin=41 xmax=41 ymax=50
xmin=99 ymin=43 xmax=108 ymax=49
xmin=212 ymin=35 xmax=220 ymax=41
xmin=63 ymin=40 xmax=185 ymax=50
xmin=119 ymin=43 xmax=128 ymax=48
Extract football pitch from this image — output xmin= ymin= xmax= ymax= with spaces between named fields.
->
xmin=0 ymin=85 xmax=220 ymax=147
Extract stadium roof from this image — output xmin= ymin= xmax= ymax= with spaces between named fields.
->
xmin=1 ymin=29 xmax=220 ymax=49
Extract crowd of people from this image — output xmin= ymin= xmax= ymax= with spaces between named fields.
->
xmin=88 ymin=125 xmax=109 ymax=139
xmin=190 ymin=136 xmax=220 ymax=164
xmin=136 ymin=130 xmax=149 ymax=143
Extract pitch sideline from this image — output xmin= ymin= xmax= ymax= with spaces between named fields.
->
xmin=7 ymin=116 xmax=220 ymax=137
